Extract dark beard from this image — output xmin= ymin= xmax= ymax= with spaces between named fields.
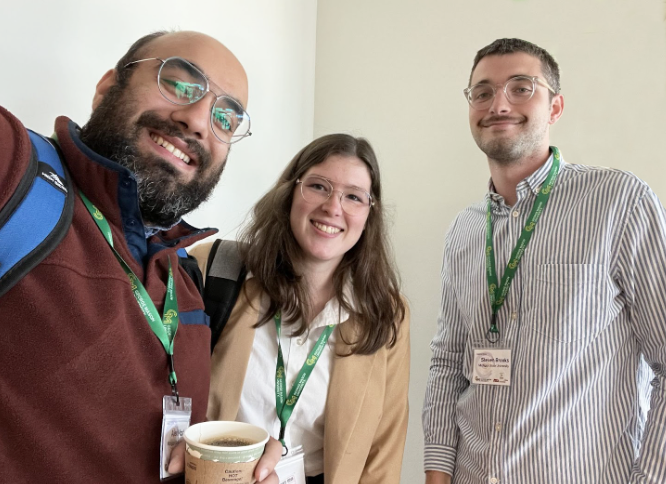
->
xmin=79 ymin=83 xmax=226 ymax=227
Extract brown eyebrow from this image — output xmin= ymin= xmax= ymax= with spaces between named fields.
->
xmin=471 ymin=74 xmax=533 ymax=86
xmin=306 ymin=173 xmax=370 ymax=193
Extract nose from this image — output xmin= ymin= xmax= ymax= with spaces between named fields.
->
xmin=488 ymin=89 xmax=511 ymax=115
xmin=170 ymin=95 xmax=212 ymax=140
xmin=321 ymin=190 xmax=344 ymax=216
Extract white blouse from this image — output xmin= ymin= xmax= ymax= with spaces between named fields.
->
xmin=236 ymin=293 xmax=349 ymax=477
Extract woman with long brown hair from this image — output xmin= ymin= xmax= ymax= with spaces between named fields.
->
xmin=191 ymin=133 xmax=409 ymax=484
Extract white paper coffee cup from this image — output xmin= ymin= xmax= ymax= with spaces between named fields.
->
xmin=184 ymin=421 xmax=269 ymax=484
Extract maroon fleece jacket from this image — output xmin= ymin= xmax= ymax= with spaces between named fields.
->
xmin=0 ymin=106 xmax=217 ymax=483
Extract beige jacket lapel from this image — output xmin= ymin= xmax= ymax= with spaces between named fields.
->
xmin=207 ymin=280 xmax=261 ymax=421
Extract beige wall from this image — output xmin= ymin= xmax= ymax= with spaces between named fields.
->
xmin=315 ymin=0 xmax=666 ymax=481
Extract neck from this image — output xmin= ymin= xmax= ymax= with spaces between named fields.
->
xmin=488 ymin=147 xmax=551 ymax=206
xmin=298 ymin=261 xmax=337 ymax=323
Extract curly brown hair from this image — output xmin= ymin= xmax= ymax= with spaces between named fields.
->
xmin=239 ymin=133 xmax=405 ymax=355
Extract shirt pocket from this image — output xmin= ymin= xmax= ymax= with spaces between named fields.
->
xmin=523 ymin=263 xmax=610 ymax=343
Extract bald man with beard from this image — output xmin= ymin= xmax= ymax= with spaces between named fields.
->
xmin=0 ymin=31 xmax=280 ymax=483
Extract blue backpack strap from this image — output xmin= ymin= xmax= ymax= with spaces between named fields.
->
xmin=0 ymin=130 xmax=75 ymax=297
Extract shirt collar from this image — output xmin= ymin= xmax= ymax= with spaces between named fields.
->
xmin=521 ymin=151 xmax=557 ymax=196
xmin=486 ymin=149 xmax=565 ymax=206
xmin=310 ymin=285 xmax=353 ymax=330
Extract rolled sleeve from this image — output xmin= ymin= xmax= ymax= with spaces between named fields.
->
xmin=424 ymin=443 xmax=457 ymax=475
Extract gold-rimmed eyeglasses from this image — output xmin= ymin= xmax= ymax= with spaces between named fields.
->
xmin=123 ymin=56 xmax=251 ymax=144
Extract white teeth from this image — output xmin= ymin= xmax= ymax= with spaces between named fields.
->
xmin=313 ymin=221 xmax=342 ymax=234
xmin=150 ymin=134 xmax=191 ymax=164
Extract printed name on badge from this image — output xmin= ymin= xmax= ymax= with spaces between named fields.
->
xmin=472 ymin=349 xmax=512 ymax=386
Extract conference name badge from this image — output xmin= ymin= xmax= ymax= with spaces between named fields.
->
xmin=472 ymin=348 xmax=512 ymax=387
xmin=275 ymin=445 xmax=306 ymax=484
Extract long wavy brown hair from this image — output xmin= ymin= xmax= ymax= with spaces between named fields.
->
xmin=239 ymin=133 xmax=405 ymax=355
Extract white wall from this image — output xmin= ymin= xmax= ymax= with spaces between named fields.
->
xmin=314 ymin=1 xmax=666 ymax=481
xmin=1 ymin=0 xmax=317 ymax=238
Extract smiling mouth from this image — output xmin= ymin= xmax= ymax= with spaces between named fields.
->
xmin=482 ymin=117 xmax=523 ymax=128
xmin=150 ymin=133 xmax=191 ymax=164
xmin=312 ymin=221 xmax=342 ymax=234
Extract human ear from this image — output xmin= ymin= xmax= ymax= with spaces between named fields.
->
xmin=91 ymin=69 xmax=117 ymax=110
xmin=548 ymin=94 xmax=564 ymax=125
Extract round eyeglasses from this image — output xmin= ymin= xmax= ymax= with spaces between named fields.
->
xmin=463 ymin=75 xmax=557 ymax=110
xmin=123 ymin=56 xmax=251 ymax=144
xmin=296 ymin=175 xmax=374 ymax=216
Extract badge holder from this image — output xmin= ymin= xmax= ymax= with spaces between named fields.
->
xmin=160 ymin=395 xmax=192 ymax=480
xmin=275 ymin=445 xmax=306 ymax=484
xmin=472 ymin=336 xmax=512 ymax=387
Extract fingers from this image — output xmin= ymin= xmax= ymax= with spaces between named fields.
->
xmin=256 ymin=471 xmax=279 ymax=484
xmin=254 ymin=437 xmax=282 ymax=483
xmin=169 ymin=437 xmax=280 ymax=482
xmin=167 ymin=439 xmax=186 ymax=474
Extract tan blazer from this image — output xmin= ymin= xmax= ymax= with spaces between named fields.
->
xmin=191 ymin=243 xmax=410 ymax=484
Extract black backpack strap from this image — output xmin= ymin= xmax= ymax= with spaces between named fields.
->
xmin=176 ymin=247 xmax=204 ymax=297
xmin=205 ymin=239 xmax=247 ymax=352
xmin=0 ymin=130 xmax=74 ymax=298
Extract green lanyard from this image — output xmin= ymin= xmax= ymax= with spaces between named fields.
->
xmin=485 ymin=147 xmax=561 ymax=343
xmin=274 ymin=311 xmax=334 ymax=452
xmin=80 ymin=192 xmax=181 ymax=401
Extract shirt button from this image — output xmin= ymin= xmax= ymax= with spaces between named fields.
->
xmin=489 ymin=478 xmax=499 ymax=484
xmin=511 ymin=312 xmax=518 ymax=320
xmin=495 ymin=422 xmax=502 ymax=432
xmin=512 ymin=210 xmax=520 ymax=218
xmin=296 ymin=338 xmax=304 ymax=346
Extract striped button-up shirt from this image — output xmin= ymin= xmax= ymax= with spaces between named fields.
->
xmin=422 ymin=152 xmax=666 ymax=484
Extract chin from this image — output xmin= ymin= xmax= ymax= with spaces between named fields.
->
xmin=303 ymin=250 xmax=341 ymax=266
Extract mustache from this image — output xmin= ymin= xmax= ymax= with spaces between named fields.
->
xmin=480 ymin=115 xmax=525 ymax=127
xmin=135 ymin=111 xmax=210 ymax=170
